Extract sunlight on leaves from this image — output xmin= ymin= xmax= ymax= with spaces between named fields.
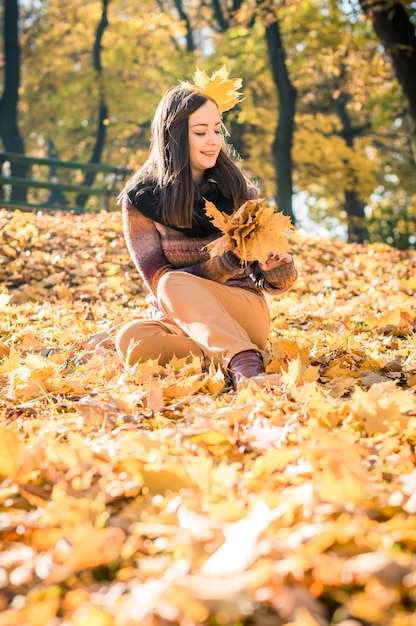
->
xmin=1 ymin=209 xmax=416 ymax=624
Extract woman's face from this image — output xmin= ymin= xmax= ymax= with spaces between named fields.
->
xmin=188 ymin=100 xmax=222 ymax=181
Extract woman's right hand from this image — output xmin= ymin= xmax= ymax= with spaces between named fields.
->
xmin=259 ymin=252 xmax=293 ymax=272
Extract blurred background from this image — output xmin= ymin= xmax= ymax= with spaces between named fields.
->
xmin=1 ymin=0 xmax=415 ymax=248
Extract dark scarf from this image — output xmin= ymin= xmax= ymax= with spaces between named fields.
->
xmin=127 ymin=180 xmax=235 ymax=238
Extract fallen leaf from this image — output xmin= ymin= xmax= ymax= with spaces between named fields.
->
xmin=0 ymin=426 xmax=21 ymax=476
xmin=350 ymin=381 xmax=416 ymax=435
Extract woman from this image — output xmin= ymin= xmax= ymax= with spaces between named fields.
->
xmin=115 ymin=73 xmax=297 ymax=389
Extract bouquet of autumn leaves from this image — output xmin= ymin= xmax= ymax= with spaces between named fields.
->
xmin=204 ymin=197 xmax=294 ymax=264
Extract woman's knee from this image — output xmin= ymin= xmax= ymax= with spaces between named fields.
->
xmin=158 ymin=271 xmax=189 ymax=297
xmin=115 ymin=319 xmax=140 ymax=361
xmin=115 ymin=319 xmax=160 ymax=363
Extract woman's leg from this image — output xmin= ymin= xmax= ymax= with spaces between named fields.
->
xmin=115 ymin=318 xmax=204 ymax=366
xmin=157 ymin=271 xmax=270 ymax=368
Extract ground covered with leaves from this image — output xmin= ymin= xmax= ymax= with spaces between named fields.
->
xmin=1 ymin=208 xmax=416 ymax=626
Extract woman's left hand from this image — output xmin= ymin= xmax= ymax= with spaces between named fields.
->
xmin=259 ymin=252 xmax=293 ymax=271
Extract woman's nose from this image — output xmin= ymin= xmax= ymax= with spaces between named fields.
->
xmin=207 ymin=130 xmax=220 ymax=144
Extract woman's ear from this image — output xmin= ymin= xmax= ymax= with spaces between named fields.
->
xmin=248 ymin=186 xmax=259 ymax=200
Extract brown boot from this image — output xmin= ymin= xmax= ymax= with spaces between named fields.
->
xmin=228 ymin=350 xmax=266 ymax=389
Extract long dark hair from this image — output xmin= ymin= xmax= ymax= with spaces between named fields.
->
xmin=119 ymin=85 xmax=255 ymax=229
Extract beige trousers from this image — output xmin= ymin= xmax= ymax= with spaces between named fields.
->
xmin=116 ymin=271 xmax=270 ymax=369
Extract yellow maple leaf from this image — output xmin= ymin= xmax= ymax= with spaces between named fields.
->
xmin=350 ymin=381 xmax=416 ymax=436
xmin=205 ymin=197 xmax=294 ymax=263
xmin=182 ymin=66 xmax=243 ymax=113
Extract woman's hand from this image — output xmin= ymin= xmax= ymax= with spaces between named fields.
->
xmin=226 ymin=246 xmax=253 ymax=264
xmin=225 ymin=244 xmax=293 ymax=270
xmin=259 ymin=252 xmax=293 ymax=271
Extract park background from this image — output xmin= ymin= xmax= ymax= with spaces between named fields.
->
xmin=1 ymin=0 xmax=415 ymax=247
xmin=1 ymin=2 xmax=416 ymax=626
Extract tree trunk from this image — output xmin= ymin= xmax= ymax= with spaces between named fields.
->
xmin=0 ymin=0 xmax=27 ymax=202
xmin=46 ymin=139 xmax=68 ymax=206
xmin=344 ymin=190 xmax=368 ymax=244
xmin=211 ymin=0 xmax=229 ymax=31
xmin=76 ymin=0 xmax=110 ymax=207
xmin=359 ymin=0 xmax=416 ymax=163
xmin=333 ymin=88 xmax=368 ymax=244
xmin=265 ymin=19 xmax=296 ymax=224
xmin=173 ymin=0 xmax=195 ymax=51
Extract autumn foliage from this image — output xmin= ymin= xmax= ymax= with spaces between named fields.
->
xmin=0 ymin=208 xmax=416 ymax=626
xmin=205 ymin=198 xmax=293 ymax=263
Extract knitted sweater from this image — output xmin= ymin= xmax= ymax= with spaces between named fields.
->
xmin=122 ymin=195 xmax=298 ymax=313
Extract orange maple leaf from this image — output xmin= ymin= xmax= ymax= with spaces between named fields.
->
xmin=205 ymin=197 xmax=294 ymax=263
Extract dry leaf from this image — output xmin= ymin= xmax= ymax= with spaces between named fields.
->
xmin=47 ymin=525 xmax=125 ymax=583
xmin=350 ymin=381 xmax=416 ymax=435
xmin=0 ymin=426 xmax=22 ymax=476
xmin=205 ymin=198 xmax=294 ymax=263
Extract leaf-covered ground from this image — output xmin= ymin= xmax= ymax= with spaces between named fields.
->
xmin=1 ymin=208 xmax=416 ymax=626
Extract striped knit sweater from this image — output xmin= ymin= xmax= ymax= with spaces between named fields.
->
xmin=122 ymin=195 xmax=298 ymax=314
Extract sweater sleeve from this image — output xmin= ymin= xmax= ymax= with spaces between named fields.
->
xmin=177 ymin=248 xmax=243 ymax=283
xmin=122 ymin=196 xmax=244 ymax=297
xmin=122 ymin=196 xmax=171 ymax=297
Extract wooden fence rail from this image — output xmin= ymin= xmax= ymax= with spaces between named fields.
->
xmin=0 ymin=152 xmax=131 ymax=213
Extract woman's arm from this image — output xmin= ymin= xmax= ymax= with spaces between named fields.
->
xmin=122 ymin=196 xmax=244 ymax=297
xmin=122 ymin=196 xmax=172 ymax=297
